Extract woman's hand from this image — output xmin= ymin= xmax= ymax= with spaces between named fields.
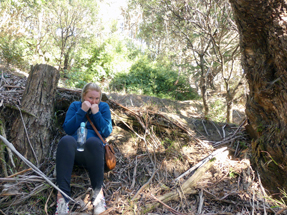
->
xmin=91 ymin=104 xmax=99 ymax=114
xmin=81 ymin=101 xmax=91 ymax=112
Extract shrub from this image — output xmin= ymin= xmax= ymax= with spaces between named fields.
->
xmin=110 ymin=57 xmax=199 ymax=101
xmin=0 ymin=36 xmax=27 ymax=70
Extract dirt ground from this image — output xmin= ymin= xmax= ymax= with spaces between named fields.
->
xmin=99 ymin=93 xmax=283 ymax=215
xmin=0 ymin=66 xmax=286 ymax=215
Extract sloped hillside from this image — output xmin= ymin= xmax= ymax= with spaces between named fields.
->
xmin=0 ymin=67 xmax=285 ymax=215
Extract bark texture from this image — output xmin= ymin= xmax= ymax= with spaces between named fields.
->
xmin=229 ymin=0 xmax=287 ymax=195
xmin=10 ymin=64 xmax=60 ymax=167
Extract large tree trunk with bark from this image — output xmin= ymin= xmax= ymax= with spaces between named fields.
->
xmin=229 ymin=0 xmax=287 ymax=196
xmin=10 ymin=64 xmax=60 ymax=167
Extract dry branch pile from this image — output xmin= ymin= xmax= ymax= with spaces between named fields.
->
xmin=0 ymin=68 xmax=286 ymax=215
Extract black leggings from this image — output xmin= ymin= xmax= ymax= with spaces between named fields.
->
xmin=56 ymin=135 xmax=104 ymax=201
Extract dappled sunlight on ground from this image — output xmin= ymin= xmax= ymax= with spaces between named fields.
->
xmin=0 ymin=69 xmax=283 ymax=214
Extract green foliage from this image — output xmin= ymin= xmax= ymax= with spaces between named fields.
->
xmin=110 ymin=56 xmax=199 ymax=101
xmin=267 ymin=188 xmax=287 ymax=208
xmin=228 ymin=168 xmax=238 ymax=178
xmin=64 ymin=36 xmax=136 ymax=88
xmin=208 ymin=99 xmax=226 ymax=122
xmin=0 ymin=36 xmax=27 ymax=69
xmin=239 ymin=141 xmax=248 ymax=149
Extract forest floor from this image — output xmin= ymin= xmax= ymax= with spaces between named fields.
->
xmin=0 ymin=66 xmax=286 ymax=215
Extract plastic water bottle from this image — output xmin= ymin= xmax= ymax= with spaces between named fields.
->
xmin=77 ymin=122 xmax=87 ymax=152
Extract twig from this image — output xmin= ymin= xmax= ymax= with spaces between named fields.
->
xmin=131 ymin=165 xmax=157 ymax=201
xmin=204 ymin=189 xmax=275 ymax=213
xmin=2 ymin=84 xmax=24 ymax=89
xmin=108 ymin=98 xmax=139 ymax=116
xmin=198 ymin=189 xmax=204 ymax=214
xmin=110 ymin=109 xmax=144 ymax=141
xmin=159 ymin=116 xmax=211 ymax=148
xmin=0 ymin=175 xmax=54 ymax=183
xmin=191 ymin=119 xmax=205 ymax=137
xmin=213 ymin=118 xmax=246 ymax=147
xmin=150 ymin=194 xmax=188 ymax=215
xmin=110 ymin=99 xmax=207 ymax=146
xmin=210 ymin=121 xmax=222 ymax=138
xmin=178 ymin=183 xmax=188 ymax=212
xmin=219 ymin=191 xmax=239 ymax=200
xmin=1 ymin=183 xmax=48 ymax=207
xmin=130 ymin=156 xmax=138 ymax=189
xmin=6 ymin=168 xmax=32 ymax=178
xmin=222 ymin=124 xmax=226 ymax=138
xmin=234 ymin=141 xmax=240 ymax=157
xmin=1 ymin=71 xmax=8 ymax=86
xmin=70 ymin=187 xmax=93 ymax=212
xmin=252 ymin=189 xmax=255 ymax=215
xmin=257 ymin=171 xmax=275 ymax=214
xmin=16 ymin=104 xmax=39 ymax=167
xmin=213 ymin=135 xmax=242 ymax=147
xmin=45 ymin=188 xmax=54 ymax=215
xmin=277 ymin=208 xmax=287 ymax=214
xmin=0 ymin=209 xmax=7 ymax=215
xmin=201 ymin=119 xmax=210 ymax=136
xmin=1 ymin=90 xmax=24 ymax=94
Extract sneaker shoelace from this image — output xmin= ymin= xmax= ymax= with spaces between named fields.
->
xmin=101 ymin=196 xmax=107 ymax=208
xmin=93 ymin=195 xmax=106 ymax=214
xmin=55 ymin=198 xmax=69 ymax=215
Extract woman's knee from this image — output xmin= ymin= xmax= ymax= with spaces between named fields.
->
xmin=85 ymin=137 xmax=103 ymax=150
xmin=58 ymin=135 xmax=76 ymax=149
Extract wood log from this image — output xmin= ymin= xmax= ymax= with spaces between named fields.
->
xmin=144 ymin=157 xmax=216 ymax=213
xmin=53 ymin=90 xmax=178 ymax=134
xmin=9 ymin=64 xmax=60 ymax=167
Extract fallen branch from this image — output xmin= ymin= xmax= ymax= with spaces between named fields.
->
xmin=16 ymin=104 xmax=39 ymax=167
xmin=175 ymin=147 xmax=228 ymax=181
xmin=213 ymin=118 xmax=246 ymax=147
xmin=0 ymin=175 xmax=51 ymax=183
xmin=150 ymin=194 xmax=189 ymax=215
xmin=144 ymin=155 xmax=217 ymax=213
xmin=131 ymin=158 xmax=157 ymax=201
xmin=109 ymin=98 xmax=209 ymax=147
xmin=0 ymin=135 xmax=76 ymax=203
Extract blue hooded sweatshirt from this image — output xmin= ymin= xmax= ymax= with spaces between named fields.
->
xmin=63 ymin=101 xmax=113 ymax=144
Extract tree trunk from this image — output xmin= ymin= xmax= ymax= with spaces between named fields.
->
xmin=200 ymin=76 xmax=209 ymax=117
xmin=10 ymin=64 xmax=60 ymax=167
xmin=229 ymin=0 xmax=287 ymax=196
xmin=199 ymin=55 xmax=209 ymax=117
xmin=226 ymin=89 xmax=233 ymax=124
xmin=226 ymin=99 xmax=232 ymax=124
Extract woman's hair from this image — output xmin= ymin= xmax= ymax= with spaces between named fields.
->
xmin=81 ymin=83 xmax=102 ymax=102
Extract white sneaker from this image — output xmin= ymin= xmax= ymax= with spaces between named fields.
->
xmin=55 ymin=198 xmax=69 ymax=215
xmin=93 ymin=189 xmax=106 ymax=215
